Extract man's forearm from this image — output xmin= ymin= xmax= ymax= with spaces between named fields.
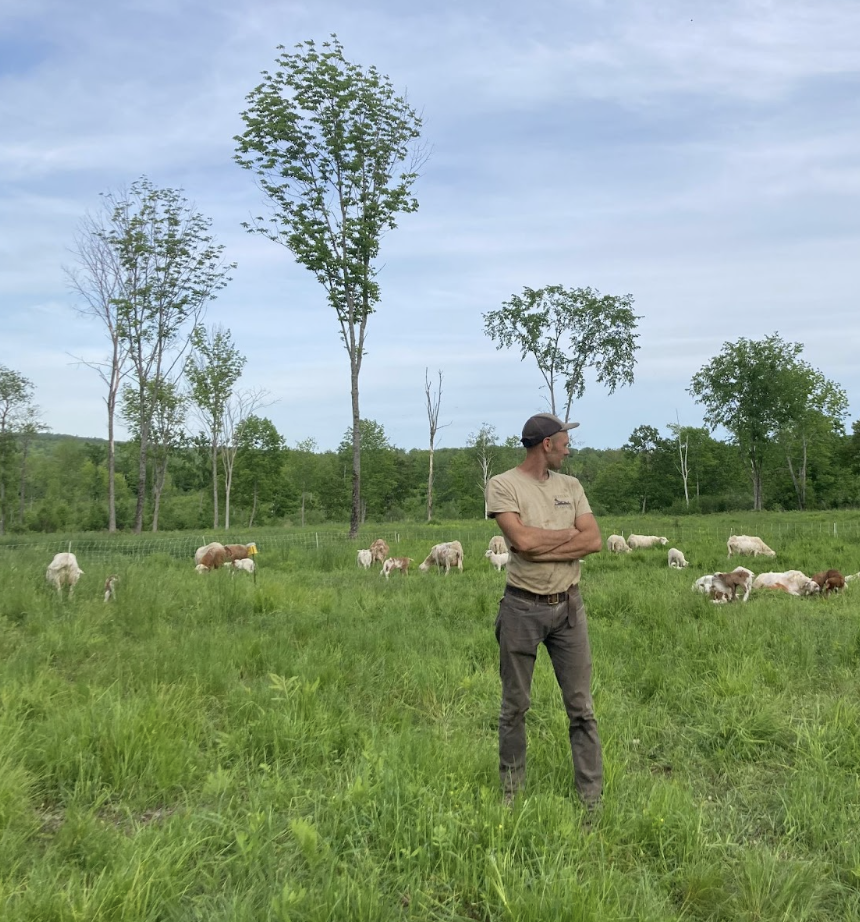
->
xmin=516 ymin=530 xmax=599 ymax=562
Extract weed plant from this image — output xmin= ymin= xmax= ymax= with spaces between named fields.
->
xmin=1 ymin=522 xmax=859 ymax=919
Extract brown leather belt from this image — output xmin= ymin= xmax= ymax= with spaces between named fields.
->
xmin=505 ymin=585 xmax=569 ymax=605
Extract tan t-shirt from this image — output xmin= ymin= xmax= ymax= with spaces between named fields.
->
xmin=485 ymin=467 xmax=592 ymax=595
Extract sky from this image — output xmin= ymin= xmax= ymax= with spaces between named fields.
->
xmin=3 ymin=0 xmax=859 ymax=452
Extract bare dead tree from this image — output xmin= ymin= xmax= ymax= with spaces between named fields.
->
xmin=424 ymin=368 xmax=450 ymax=522
xmin=66 ymin=210 xmax=130 ymax=532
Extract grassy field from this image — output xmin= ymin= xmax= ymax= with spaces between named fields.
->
xmin=1 ymin=517 xmax=859 ymax=920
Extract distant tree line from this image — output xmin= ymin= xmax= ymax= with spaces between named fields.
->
xmin=1 ymin=411 xmax=859 ymax=535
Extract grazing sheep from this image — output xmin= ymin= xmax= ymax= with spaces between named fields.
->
xmin=195 ymin=542 xmax=228 ymax=565
xmin=103 ymin=575 xmax=118 ymax=602
xmin=668 ymin=547 xmax=688 ymax=569
xmin=194 ymin=543 xmax=232 ymax=571
xmin=357 ymin=549 xmax=373 ymax=569
xmin=727 ymin=535 xmax=776 ymax=558
xmin=485 ymin=549 xmax=509 ymax=571
xmin=488 ymin=535 xmax=507 ymax=555
xmin=419 ymin=541 xmax=464 ymax=574
xmin=369 ymin=539 xmax=389 ymax=565
xmin=606 ymin=534 xmax=631 ymax=553
xmin=381 ymin=556 xmax=412 ymax=578
xmin=811 ymin=569 xmax=845 ymax=596
xmin=223 ymin=542 xmax=257 ymax=561
xmin=46 ymin=553 xmax=84 ymax=595
xmin=752 ymin=570 xmax=820 ymax=597
xmin=626 ymin=534 xmax=669 ymax=549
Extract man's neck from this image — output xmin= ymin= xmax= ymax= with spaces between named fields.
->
xmin=517 ymin=456 xmax=551 ymax=481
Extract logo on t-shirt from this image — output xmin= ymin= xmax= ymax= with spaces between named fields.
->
xmin=554 ymin=497 xmax=572 ymax=507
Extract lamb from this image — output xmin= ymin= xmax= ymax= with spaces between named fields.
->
xmin=369 ymin=538 xmax=389 ymax=565
xmin=488 ymin=535 xmax=507 ymax=555
xmin=103 ymin=575 xmax=118 ymax=602
xmin=668 ymin=547 xmax=688 ymax=568
xmin=485 ymin=549 xmax=509 ymax=571
xmin=752 ymin=570 xmax=820 ymax=597
xmin=626 ymin=534 xmax=669 ymax=549
xmin=693 ymin=566 xmax=754 ymax=603
xmin=810 ymin=569 xmax=845 ymax=596
xmin=381 ymin=556 xmax=412 ymax=579
xmin=223 ymin=542 xmax=257 ymax=561
xmin=229 ymin=558 xmax=256 ymax=574
xmin=46 ymin=553 xmax=83 ymax=595
xmin=194 ymin=542 xmax=232 ymax=571
xmin=727 ymin=535 xmax=776 ymax=558
xmin=419 ymin=540 xmax=464 ymax=574
xmin=710 ymin=570 xmax=753 ymax=603
xmin=357 ymin=549 xmax=373 ymax=569
xmin=607 ymin=534 xmax=631 ymax=553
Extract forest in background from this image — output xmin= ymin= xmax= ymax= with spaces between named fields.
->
xmin=2 ymin=416 xmax=859 ymax=535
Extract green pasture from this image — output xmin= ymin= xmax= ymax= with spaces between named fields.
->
xmin=1 ymin=517 xmax=859 ymax=920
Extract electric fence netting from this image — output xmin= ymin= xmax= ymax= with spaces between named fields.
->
xmin=1 ymin=517 xmax=859 ymax=565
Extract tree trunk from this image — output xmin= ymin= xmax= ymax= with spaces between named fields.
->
xmin=427 ymin=446 xmax=435 ymax=521
xmin=248 ymin=480 xmax=258 ymax=528
xmin=18 ymin=441 xmax=30 ymax=527
xmin=133 ymin=417 xmax=151 ymax=533
xmin=151 ymin=452 xmax=168 ymax=531
xmin=211 ymin=438 xmax=219 ymax=529
xmin=349 ymin=360 xmax=361 ymax=539
xmin=107 ymin=385 xmax=117 ymax=532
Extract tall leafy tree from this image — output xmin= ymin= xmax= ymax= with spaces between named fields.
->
xmin=689 ymin=334 xmax=847 ymax=510
xmin=121 ymin=378 xmax=187 ymax=531
xmin=219 ymin=389 xmax=272 ymax=530
xmin=97 ymin=178 xmax=234 ymax=532
xmin=337 ymin=419 xmax=399 ymax=522
xmin=186 ymin=324 xmax=247 ymax=529
xmin=233 ymin=416 xmax=286 ymax=527
xmin=0 ymin=366 xmax=39 ymax=535
xmin=622 ymin=425 xmax=674 ymax=514
xmin=483 ymin=285 xmax=640 ymax=420
xmin=235 ymin=35 xmax=424 ymax=537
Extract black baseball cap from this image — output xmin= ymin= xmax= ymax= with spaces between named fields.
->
xmin=521 ymin=413 xmax=580 ymax=447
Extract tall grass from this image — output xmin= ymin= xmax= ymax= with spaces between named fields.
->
xmin=1 ymin=520 xmax=859 ymax=920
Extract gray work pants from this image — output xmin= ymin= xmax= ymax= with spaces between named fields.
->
xmin=495 ymin=584 xmax=603 ymax=802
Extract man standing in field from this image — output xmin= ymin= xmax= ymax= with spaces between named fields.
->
xmin=486 ymin=413 xmax=603 ymax=808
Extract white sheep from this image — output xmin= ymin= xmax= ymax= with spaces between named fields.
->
xmin=229 ymin=558 xmax=256 ymax=574
xmin=626 ymin=534 xmax=669 ymax=549
xmin=46 ymin=553 xmax=84 ymax=595
xmin=419 ymin=541 xmax=464 ymax=574
xmin=357 ymin=549 xmax=373 ymax=569
xmin=488 ymin=535 xmax=507 ymax=555
xmin=668 ymin=548 xmax=688 ymax=569
xmin=485 ymin=549 xmax=509 ymax=571
xmin=606 ymin=534 xmax=631 ymax=553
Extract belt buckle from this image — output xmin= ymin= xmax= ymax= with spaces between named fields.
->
xmin=546 ymin=592 xmax=561 ymax=605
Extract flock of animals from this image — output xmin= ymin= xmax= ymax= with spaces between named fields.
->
xmin=42 ymin=541 xmax=260 ymax=599
xmin=606 ymin=532 xmax=858 ymax=602
xmin=40 ymin=530 xmax=857 ymax=604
